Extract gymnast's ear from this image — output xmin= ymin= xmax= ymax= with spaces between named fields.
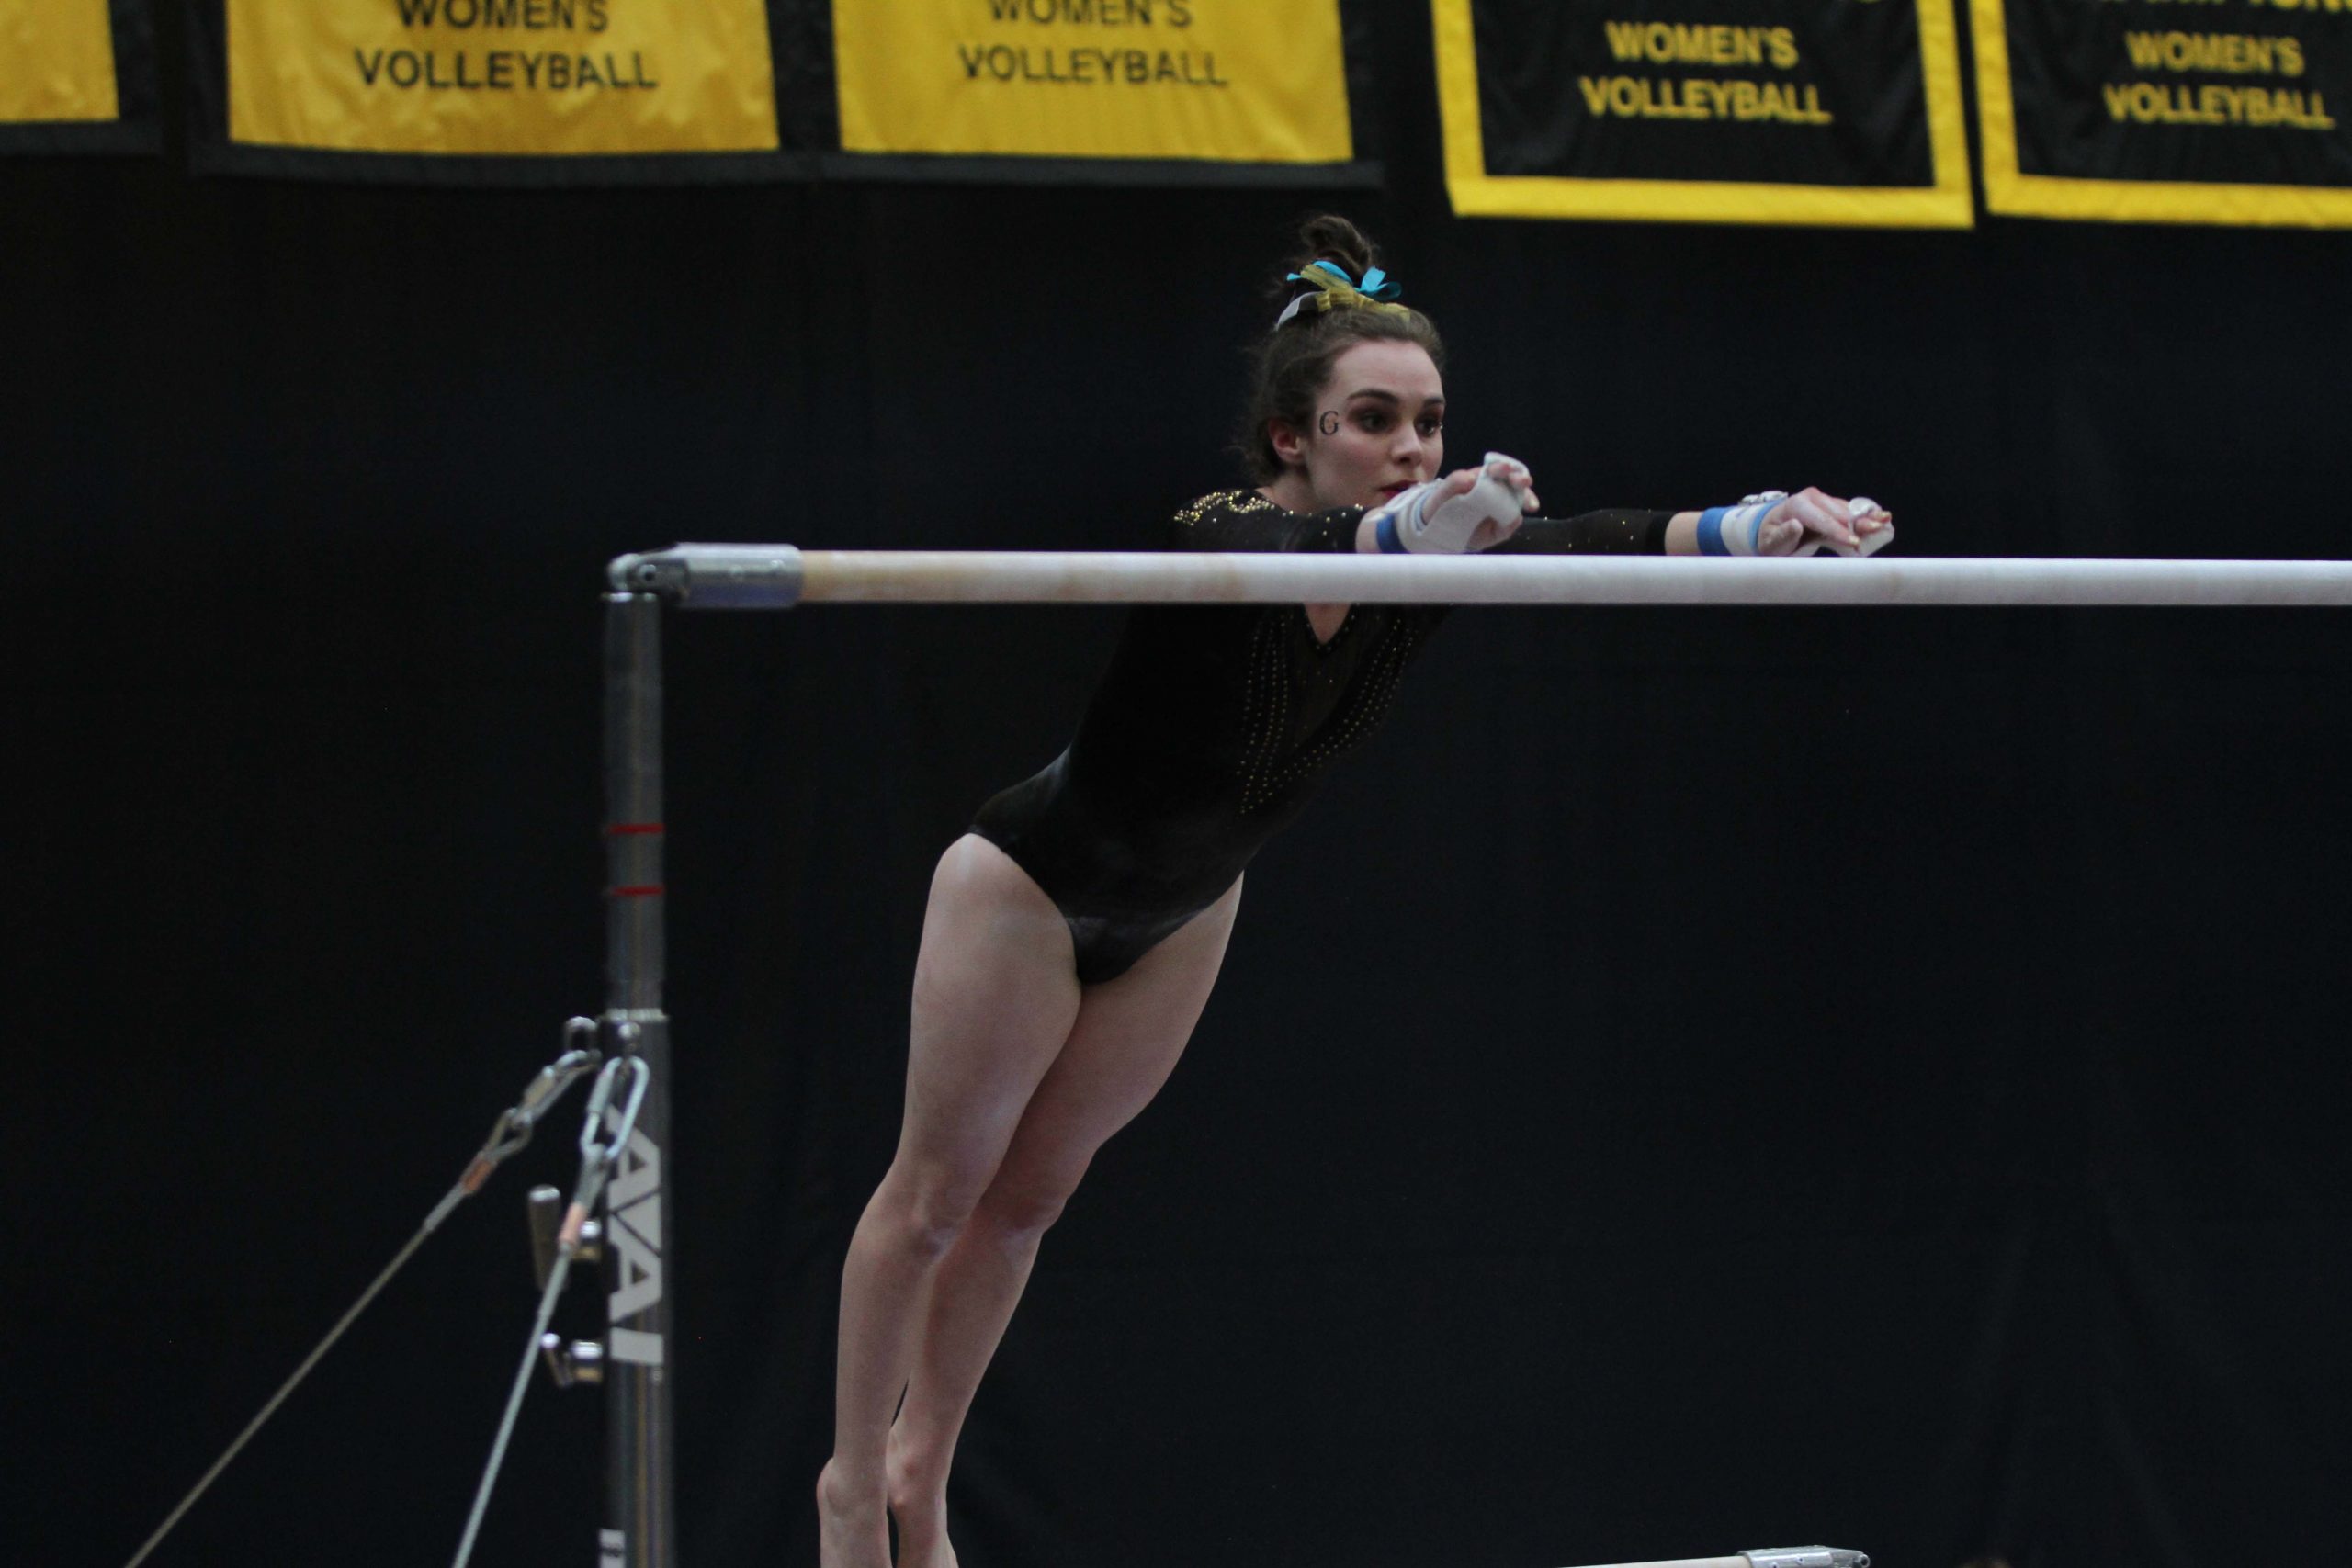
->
xmin=1266 ymin=417 xmax=1308 ymax=469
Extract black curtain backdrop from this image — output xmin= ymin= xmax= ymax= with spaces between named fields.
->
xmin=8 ymin=6 xmax=2348 ymax=1568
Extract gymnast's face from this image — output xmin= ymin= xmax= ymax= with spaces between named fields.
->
xmin=1280 ymin=339 xmax=1447 ymax=512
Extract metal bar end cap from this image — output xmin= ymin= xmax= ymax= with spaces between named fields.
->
xmin=608 ymin=544 xmax=804 ymax=608
xmin=1745 ymin=1550 xmax=1868 ymax=1568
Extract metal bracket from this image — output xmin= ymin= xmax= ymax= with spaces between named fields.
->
xmin=527 ymin=1184 xmax=601 ymax=1287
xmin=539 ymin=1335 xmax=606 ymax=1389
xmin=1746 ymin=1549 xmax=1870 ymax=1568
xmin=526 ymin=1173 xmax=606 ymax=1393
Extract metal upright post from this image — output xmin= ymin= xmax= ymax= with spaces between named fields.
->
xmin=601 ymin=591 xmax=673 ymax=1568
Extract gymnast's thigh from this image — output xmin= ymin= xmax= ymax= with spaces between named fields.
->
xmin=894 ymin=835 xmax=1087 ymax=1187
xmin=989 ymin=875 xmax=1243 ymax=1195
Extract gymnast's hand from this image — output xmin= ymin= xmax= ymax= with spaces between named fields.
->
xmin=1378 ymin=454 xmax=1543 ymax=554
xmin=1754 ymin=488 xmax=1895 ymax=558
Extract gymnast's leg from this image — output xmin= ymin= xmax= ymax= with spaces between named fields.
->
xmin=885 ymin=875 xmax=1244 ymax=1568
xmin=817 ymin=835 xmax=1085 ymax=1568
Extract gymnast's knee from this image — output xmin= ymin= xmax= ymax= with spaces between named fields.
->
xmin=873 ymin=1159 xmax=1082 ymax=1258
xmin=876 ymin=1169 xmax=991 ymax=1261
xmin=972 ymin=1170 xmax=1082 ymax=1245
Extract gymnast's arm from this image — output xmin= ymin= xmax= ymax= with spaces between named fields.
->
xmin=1491 ymin=496 xmax=1891 ymax=557
xmin=1164 ymin=479 xmax=1889 ymax=558
xmin=1166 ymin=491 xmax=1368 ymax=554
xmin=1492 ymin=484 xmax=1892 ymax=557
xmin=1487 ymin=509 xmax=1677 ymax=556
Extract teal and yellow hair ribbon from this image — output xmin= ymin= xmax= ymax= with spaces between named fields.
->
xmin=1282 ymin=260 xmax=1412 ymax=322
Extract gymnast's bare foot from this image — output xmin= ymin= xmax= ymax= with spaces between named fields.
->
xmin=887 ymin=1430 xmax=960 ymax=1568
xmin=816 ymin=1458 xmax=890 ymax=1568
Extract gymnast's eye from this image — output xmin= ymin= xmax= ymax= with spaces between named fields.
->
xmin=1416 ymin=414 xmax=1445 ymax=437
xmin=1353 ymin=408 xmax=1394 ymax=434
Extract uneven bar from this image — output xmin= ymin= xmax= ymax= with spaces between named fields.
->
xmin=1567 ymin=1552 xmax=1868 ymax=1568
xmin=607 ymin=545 xmax=2352 ymax=611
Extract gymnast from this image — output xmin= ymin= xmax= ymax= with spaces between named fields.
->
xmin=815 ymin=214 xmax=1893 ymax=1568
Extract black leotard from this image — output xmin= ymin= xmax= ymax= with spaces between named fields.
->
xmin=970 ymin=490 xmax=1671 ymax=983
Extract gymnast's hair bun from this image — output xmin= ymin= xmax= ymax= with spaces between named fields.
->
xmin=1275 ymin=213 xmax=1381 ymax=306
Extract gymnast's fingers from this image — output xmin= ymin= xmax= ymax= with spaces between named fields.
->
xmin=1484 ymin=455 xmax=1532 ymax=489
xmin=1781 ymin=487 xmax=1860 ymax=550
xmin=1757 ymin=512 xmax=1805 ymax=556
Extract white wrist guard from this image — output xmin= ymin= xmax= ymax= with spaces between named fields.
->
xmin=1371 ymin=452 xmax=1532 ymax=555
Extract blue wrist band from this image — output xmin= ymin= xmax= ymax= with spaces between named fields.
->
xmin=1698 ymin=506 xmax=1731 ymax=556
xmin=1375 ymin=511 xmax=1408 ymax=554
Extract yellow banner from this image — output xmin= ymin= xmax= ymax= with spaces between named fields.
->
xmin=832 ymin=0 xmax=1353 ymax=164
xmin=0 ymin=0 xmax=119 ymax=123
xmin=1973 ymin=0 xmax=2352 ymax=226
xmin=226 ymin=0 xmax=777 ymax=155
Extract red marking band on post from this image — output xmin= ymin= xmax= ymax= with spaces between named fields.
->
xmin=610 ymin=885 xmax=667 ymax=897
xmin=605 ymin=822 xmax=665 ymax=836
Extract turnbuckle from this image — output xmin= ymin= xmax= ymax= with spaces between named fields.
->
xmin=458 ymin=1019 xmax=603 ymax=1196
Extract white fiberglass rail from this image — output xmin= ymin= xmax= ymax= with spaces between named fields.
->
xmin=606 ymin=546 xmax=2352 ymax=610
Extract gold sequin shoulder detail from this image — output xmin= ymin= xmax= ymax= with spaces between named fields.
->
xmin=1171 ymin=490 xmax=1277 ymax=529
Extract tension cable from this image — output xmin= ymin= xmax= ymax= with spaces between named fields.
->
xmin=120 ymin=1020 xmax=606 ymax=1568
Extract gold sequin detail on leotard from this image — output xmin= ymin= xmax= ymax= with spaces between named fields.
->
xmin=1170 ymin=487 xmax=1434 ymax=815
xmin=1172 ymin=489 xmax=1274 ymax=529
xmin=1236 ymin=605 xmax=1430 ymax=815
